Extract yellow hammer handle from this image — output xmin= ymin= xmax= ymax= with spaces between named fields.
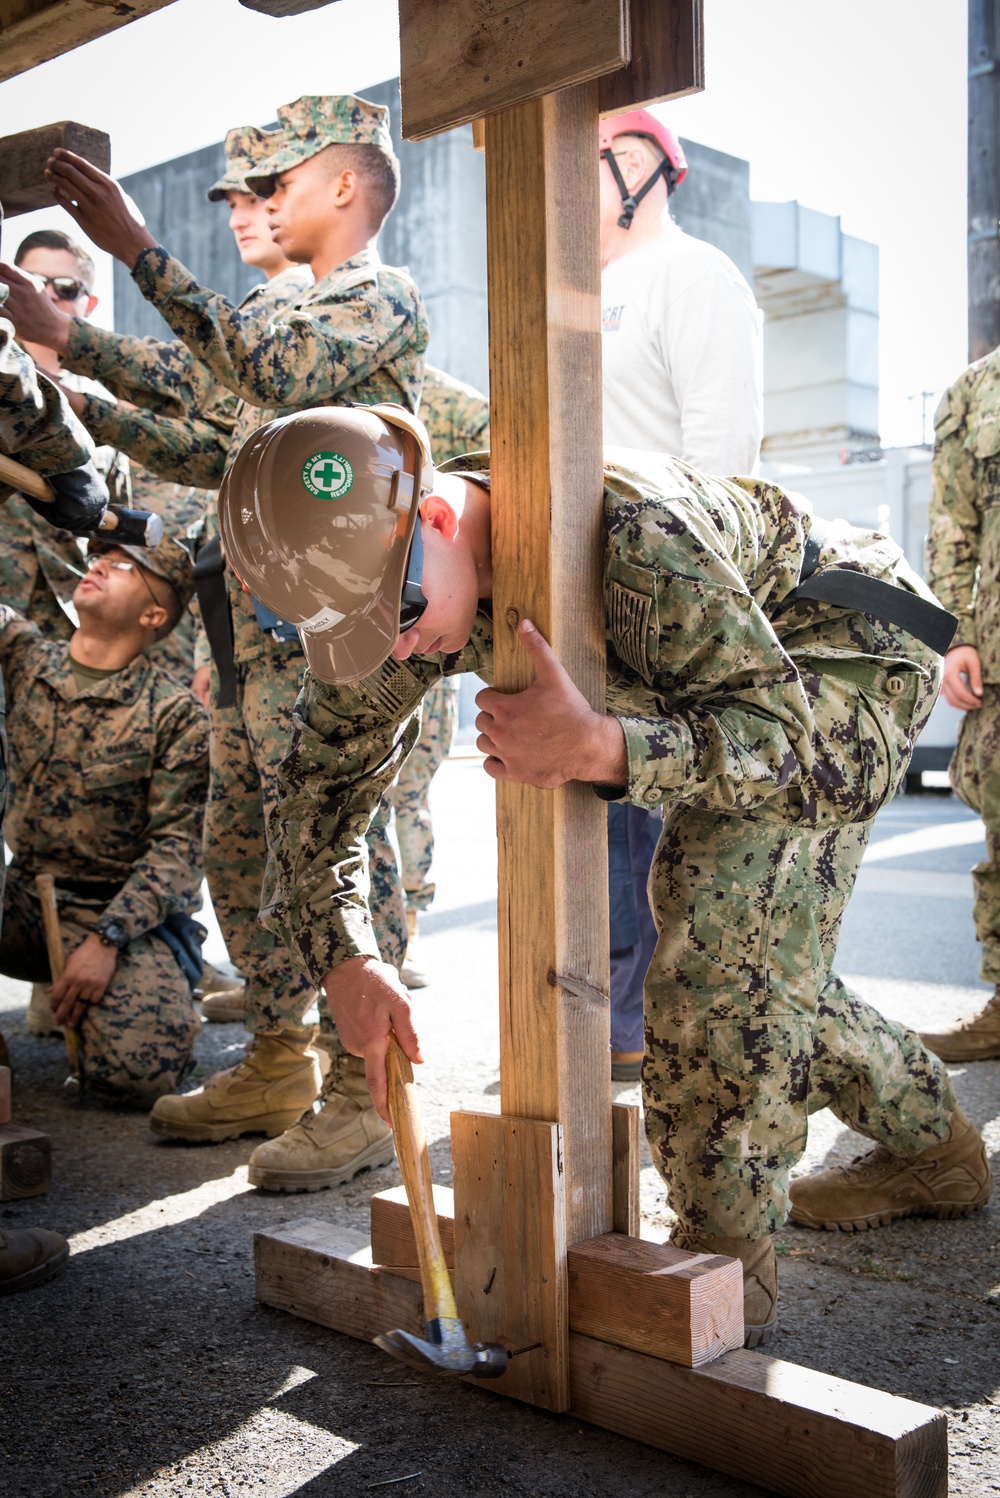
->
xmin=0 ymin=452 xmax=53 ymax=503
xmin=35 ymin=874 xmax=81 ymax=1081
xmin=385 ymin=1033 xmax=458 ymax=1324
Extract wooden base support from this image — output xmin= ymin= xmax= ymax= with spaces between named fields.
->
xmin=369 ymin=1183 xmax=742 ymax=1369
xmin=0 ymin=1122 xmax=51 ymax=1200
xmin=255 ymin=1219 xmax=947 ymax=1498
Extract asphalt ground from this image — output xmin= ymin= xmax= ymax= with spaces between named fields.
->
xmin=0 ymin=762 xmax=997 ymax=1497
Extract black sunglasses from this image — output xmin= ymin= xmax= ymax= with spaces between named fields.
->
xmin=398 ymin=517 xmax=428 ymax=632
xmin=38 ymin=275 xmax=91 ymax=301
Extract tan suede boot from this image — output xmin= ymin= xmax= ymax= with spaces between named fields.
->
xmin=789 ymin=1105 xmax=992 ymax=1231
xmin=0 ymin=1227 xmax=69 ymax=1295
xmin=148 ymin=1031 xmax=322 ymax=1142
xmin=198 ymin=962 xmax=247 ymax=1023
xmin=671 ymin=1224 xmax=777 ymax=1348
xmin=26 ymin=983 xmax=61 ymax=1038
xmin=401 ymin=909 xmax=428 ymax=989
xmin=919 ymin=989 xmax=1000 ymax=1061
xmin=248 ymin=1051 xmax=396 ymax=1191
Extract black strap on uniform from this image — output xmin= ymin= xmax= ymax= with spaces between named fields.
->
xmin=600 ymin=148 xmax=671 ymax=230
xmin=192 ymin=532 xmax=237 ymax=708
xmin=792 ymin=520 xmax=957 ymax=657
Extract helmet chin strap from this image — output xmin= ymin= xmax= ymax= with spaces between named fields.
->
xmin=601 ymin=148 xmax=671 ymax=230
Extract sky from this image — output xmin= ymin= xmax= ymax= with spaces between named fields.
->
xmin=0 ymin=0 xmax=969 ymax=449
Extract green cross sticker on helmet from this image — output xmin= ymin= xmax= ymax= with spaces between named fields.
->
xmin=301 ymin=450 xmax=354 ymax=499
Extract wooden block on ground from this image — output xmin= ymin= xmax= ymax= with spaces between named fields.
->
xmin=255 ymin=1220 xmax=424 ymax=1342
xmin=568 ymin=1232 xmax=742 ymax=1367
xmin=0 ymin=122 xmax=110 ymax=217
xmin=254 ymin=1219 xmax=946 ymax=1498
xmin=0 ymin=1122 xmax=51 ymax=1200
xmin=598 ymin=0 xmax=704 ymax=114
xmin=370 ymin=1182 xmax=455 ymax=1284
xmin=0 ymin=1066 xmax=10 ymax=1126
xmin=399 ymin=0 xmax=628 ymax=141
xmin=452 ymin=1111 xmax=567 ymax=1411
xmin=570 ymin=1333 xmax=948 ymax=1498
xmin=611 ymin=1101 xmax=639 ymax=1236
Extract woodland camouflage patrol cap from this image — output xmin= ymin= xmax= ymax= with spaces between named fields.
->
xmin=91 ymin=536 xmax=195 ymax=612
xmin=218 ymin=404 xmax=433 ymax=684
xmin=206 ymin=124 xmax=285 ymax=201
xmin=245 ymin=94 xmax=393 ymax=197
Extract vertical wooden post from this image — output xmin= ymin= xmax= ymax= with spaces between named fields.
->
xmin=484 ymin=81 xmax=611 ymax=1243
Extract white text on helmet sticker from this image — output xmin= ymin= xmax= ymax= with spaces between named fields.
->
xmin=301 ymin=451 xmax=354 ymax=500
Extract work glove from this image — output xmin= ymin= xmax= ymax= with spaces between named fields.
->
xmin=28 ymin=460 xmax=109 ymax=535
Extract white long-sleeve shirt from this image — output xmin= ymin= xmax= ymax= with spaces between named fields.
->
xmin=601 ymin=215 xmax=763 ymax=476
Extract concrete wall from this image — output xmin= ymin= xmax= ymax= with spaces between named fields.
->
xmin=672 ymin=138 xmax=753 ymax=283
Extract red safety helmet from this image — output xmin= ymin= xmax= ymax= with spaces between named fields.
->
xmin=599 ymin=108 xmax=687 ymax=227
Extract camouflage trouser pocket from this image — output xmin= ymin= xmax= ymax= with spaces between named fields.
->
xmin=803 ymin=660 xmax=923 ymax=824
xmin=704 ymin=1014 xmax=812 ymax=1158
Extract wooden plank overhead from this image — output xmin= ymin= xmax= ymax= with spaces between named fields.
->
xmin=599 ymin=0 xmax=704 ymax=114
xmin=398 ymin=0 xmax=629 ymax=140
xmin=0 ymin=0 xmax=179 ymax=87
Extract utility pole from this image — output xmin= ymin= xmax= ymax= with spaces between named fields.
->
xmin=969 ymin=0 xmax=1000 ymax=359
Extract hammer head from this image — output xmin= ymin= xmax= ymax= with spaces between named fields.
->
xmin=374 ymin=1315 xmax=510 ymax=1379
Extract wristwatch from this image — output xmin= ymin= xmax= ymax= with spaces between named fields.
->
xmin=94 ymin=916 xmax=129 ymax=952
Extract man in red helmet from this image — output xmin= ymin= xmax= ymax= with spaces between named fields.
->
xmin=599 ymin=109 xmax=765 ymax=1084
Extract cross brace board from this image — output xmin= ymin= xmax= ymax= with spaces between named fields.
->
xmin=0 ymin=121 xmax=110 ymax=217
xmin=255 ymin=1220 xmax=948 ymax=1498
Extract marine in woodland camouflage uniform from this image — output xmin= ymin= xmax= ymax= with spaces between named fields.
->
xmin=0 ymin=553 xmax=208 ymax=1104
xmin=65 ymin=98 xmax=425 ymax=1044
xmin=264 ymin=452 xmax=960 ymax=1238
xmin=389 ymin=366 xmax=490 ymax=917
xmin=928 ymin=350 xmax=1000 ymax=983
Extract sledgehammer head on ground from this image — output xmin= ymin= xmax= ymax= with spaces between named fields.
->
xmin=374 ymin=1316 xmax=510 ymax=1378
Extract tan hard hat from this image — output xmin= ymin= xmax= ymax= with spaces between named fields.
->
xmin=218 ymin=403 xmax=433 ymax=684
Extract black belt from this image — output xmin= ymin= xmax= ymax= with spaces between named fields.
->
xmin=192 ymin=533 xmax=237 ymax=708
xmin=792 ymin=519 xmax=957 ymax=657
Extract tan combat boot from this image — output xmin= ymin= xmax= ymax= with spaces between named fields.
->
xmin=400 ymin=909 xmax=428 ymax=989
xmin=0 ymin=1226 xmax=69 ymax=1295
xmin=789 ymin=1105 xmax=992 ymax=1231
xmin=26 ymin=983 xmax=61 ymax=1038
xmin=671 ymin=1224 xmax=777 ymax=1348
xmin=247 ymin=1051 xmax=396 ymax=1191
xmin=919 ymin=989 xmax=1000 ymax=1061
xmin=148 ymin=1030 xmax=322 ymax=1142
xmin=198 ymin=960 xmax=247 ymax=1024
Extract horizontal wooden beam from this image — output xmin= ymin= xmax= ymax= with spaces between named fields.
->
xmin=255 ymin=1220 xmax=947 ymax=1498
xmin=255 ymin=1220 xmax=424 ymax=1341
xmin=570 ymin=1335 xmax=947 ymax=1498
xmin=0 ymin=121 xmax=110 ymax=217
xmin=0 ymin=1 xmax=178 ymax=87
xmin=399 ymin=0 xmax=628 ymax=141
xmin=598 ymin=0 xmax=704 ymax=115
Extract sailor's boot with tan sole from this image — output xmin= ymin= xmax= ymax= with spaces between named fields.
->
xmin=789 ymin=1104 xmax=992 ymax=1231
xmin=400 ymin=909 xmax=428 ymax=989
xmin=919 ymin=989 xmax=1000 ymax=1061
xmin=670 ymin=1224 xmax=778 ymax=1347
xmin=148 ymin=1030 xmax=322 ymax=1142
xmin=247 ymin=1051 xmax=396 ymax=1192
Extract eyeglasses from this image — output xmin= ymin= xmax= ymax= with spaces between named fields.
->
xmin=37 ymin=275 xmax=91 ymax=301
xmin=398 ymin=518 xmax=428 ymax=633
xmin=86 ymin=553 xmax=161 ymax=609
